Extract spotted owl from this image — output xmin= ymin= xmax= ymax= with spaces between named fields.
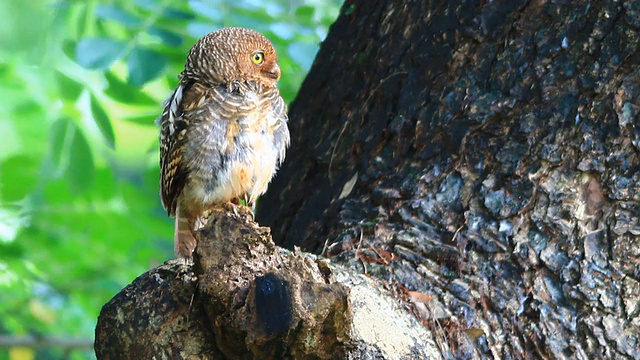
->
xmin=159 ymin=27 xmax=290 ymax=261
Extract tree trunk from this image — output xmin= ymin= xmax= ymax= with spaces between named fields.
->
xmin=258 ymin=0 xmax=640 ymax=358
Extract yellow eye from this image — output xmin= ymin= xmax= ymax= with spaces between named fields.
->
xmin=251 ymin=51 xmax=264 ymax=65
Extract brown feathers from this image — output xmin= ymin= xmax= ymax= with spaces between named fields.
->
xmin=158 ymin=27 xmax=290 ymax=261
xmin=182 ymin=27 xmax=281 ymax=87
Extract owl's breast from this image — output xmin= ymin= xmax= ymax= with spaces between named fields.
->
xmin=180 ymin=90 xmax=284 ymax=208
xmin=230 ymin=103 xmax=281 ymax=202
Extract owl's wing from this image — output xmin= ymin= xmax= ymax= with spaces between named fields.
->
xmin=267 ymin=89 xmax=290 ymax=165
xmin=159 ymin=81 xmax=198 ymax=216
xmin=159 ymin=84 xmax=184 ymax=215
xmin=159 ymin=81 xmax=233 ymax=215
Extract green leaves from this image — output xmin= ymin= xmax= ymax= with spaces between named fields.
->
xmin=49 ymin=118 xmax=71 ymax=172
xmin=128 ymin=47 xmax=167 ymax=87
xmin=49 ymin=118 xmax=95 ymax=193
xmin=188 ymin=0 xmax=222 ymax=21
xmin=294 ymin=5 xmax=315 ymax=25
xmin=288 ymin=41 xmax=318 ymax=70
xmin=149 ymin=27 xmax=183 ymax=46
xmin=96 ymin=4 xmax=142 ymax=28
xmin=0 ymin=155 xmax=39 ymax=202
xmin=66 ymin=127 xmax=95 ymax=193
xmin=90 ymin=96 xmax=116 ymax=149
xmin=75 ymin=38 xmax=126 ymax=70
xmin=55 ymin=71 xmax=84 ymax=101
xmin=104 ymin=71 xmax=158 ymax=105
xmin=1 ymin=1 xmax=344 ymax=356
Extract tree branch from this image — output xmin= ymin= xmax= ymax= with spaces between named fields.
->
xmin=0 ymin=335 xmax=93 ymax=350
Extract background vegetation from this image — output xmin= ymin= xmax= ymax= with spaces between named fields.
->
xmin=0 ymin=1 xmax=341 ymax=358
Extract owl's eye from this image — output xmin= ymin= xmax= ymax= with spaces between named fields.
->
xmin=251 ymin=51 xmax=265 ymax=65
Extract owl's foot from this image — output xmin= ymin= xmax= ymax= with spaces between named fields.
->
xmin=244 ymin=196 xmax=256 ymax=221
xmin=244 ymin=204 xmax=255 ymax=220
xmin=174 ymin=209 xmax=196 ymax=264
xmin=224 ymin=201 xmax=254 ymax=220
xmin=238 ymin=194 xmax=256 ymax=221
xmin=194 ymin=213 xmax=208 ymax=230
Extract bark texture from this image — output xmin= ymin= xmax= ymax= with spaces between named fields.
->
xmin=258 ymin=0 xmax=640 ymax=358
xmin=95 ymin=209 xmax=440 ymax=359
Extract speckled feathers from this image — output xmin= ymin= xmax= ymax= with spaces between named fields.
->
xmin=182 ymin=27 xmax=281 ymax=87
xmin=158 ymin=27 xmax=289 ymax=260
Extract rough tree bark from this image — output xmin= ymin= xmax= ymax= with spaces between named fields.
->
xmin=96 ymin=0 xmax=640 ymax=358
xmin=95 ymin=208 xmax=440 ymax=359
xmin=258 ymin=0 xmax=640 ymax=358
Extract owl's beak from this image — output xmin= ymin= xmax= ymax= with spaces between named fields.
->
xmin=263 ymin=63 xmax=281 ymax=81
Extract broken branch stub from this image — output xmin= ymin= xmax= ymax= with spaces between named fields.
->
xmin=95 ymin=208 xmax=439 ymax=359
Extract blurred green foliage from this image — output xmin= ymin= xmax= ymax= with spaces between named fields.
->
xmin=0 ymin=0 xmax=340 ymax=358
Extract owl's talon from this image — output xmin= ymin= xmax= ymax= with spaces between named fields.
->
xmin=178 ymin=255 xmax=194 ymax=266
xmin=222 ymin=201 xmax=255 ymax=220
xmin=246 ymin=205 xmax=255 ymax=221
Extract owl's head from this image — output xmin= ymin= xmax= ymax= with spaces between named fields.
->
xmin=182 ymin=27 xmax=281 ymax=87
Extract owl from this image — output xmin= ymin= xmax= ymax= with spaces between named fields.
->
xmin=159 ymin=27 xmax=290 ymax=262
